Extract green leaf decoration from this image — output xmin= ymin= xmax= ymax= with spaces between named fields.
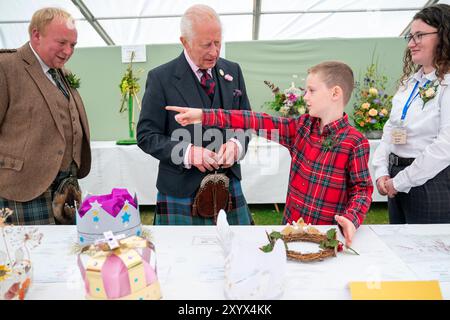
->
xmin=260 ymin=243 xmax=274 ymax=253
xmin=269 ymin=231 xmax=283 ymax=240
xmin=328 ymin=239 xmax=339 ymax=247
xmin=327 ymin=228 xmax=336 ymax=240
xmin=65 ymin=72 xmax=81 ymax=89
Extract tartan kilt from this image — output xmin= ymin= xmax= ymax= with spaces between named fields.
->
xmin=155 ymin=177 xmax=253 ymax=225
xmin=0 ymin=164 xmax=77 ymax=225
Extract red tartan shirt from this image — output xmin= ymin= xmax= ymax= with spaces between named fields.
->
xmin=203 ymin=110 xmax=373 ymax=228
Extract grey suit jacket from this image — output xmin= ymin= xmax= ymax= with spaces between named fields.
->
xmin=137 ymin=53 xmax=251 ymax=197
xmin=0 ymin=44 xmax=91 ymax=201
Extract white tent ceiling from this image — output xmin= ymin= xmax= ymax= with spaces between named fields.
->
xmin=0 ymin=0 xmax=448 ymax=48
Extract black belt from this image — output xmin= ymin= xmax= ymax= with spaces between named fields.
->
xmin=389 ymin=153 xmax=415 ymax=166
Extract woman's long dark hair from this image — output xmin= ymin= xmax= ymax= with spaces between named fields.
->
xmin=400 ymin=3 xmax=450 ymax=85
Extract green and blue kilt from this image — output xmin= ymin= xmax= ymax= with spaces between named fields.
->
xmin=0 ymin=190 xmax=54 ymax=225
xmin=154 ymin=177 xmax=253 ymax=225
xmin=0 ymin=164 xmax=77 ymax=225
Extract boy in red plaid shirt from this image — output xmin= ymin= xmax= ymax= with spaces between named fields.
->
xmin=167 ymin=61 xmax=373 ymax=247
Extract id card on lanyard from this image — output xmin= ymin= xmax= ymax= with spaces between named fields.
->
xmin=391 ymin=80 xmax=430 ymax=145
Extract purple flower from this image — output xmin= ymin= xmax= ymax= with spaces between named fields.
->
xmin=373 ymin=99 xmax=381 ymax=104
xmin=370 ymin=119 xmax=377 ymax=124
xmin=233 ymin=89 xmax=242 ymax=97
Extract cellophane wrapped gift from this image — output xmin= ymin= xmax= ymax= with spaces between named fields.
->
xmin=0 ymin=208 xmax=43 ymax=300
xmin=77 ymin=234 xmax=161 ymax=300
xmin=77 ymin=188 xmax=142 ymax=245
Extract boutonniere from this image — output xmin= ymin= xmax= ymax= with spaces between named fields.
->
xmin=219 ymin=69 xmax=233 ymax=82
xmin=321 ymin=135 xmax=338 ymax=151
xmin=65 ymin=72 xmax=81 ymax=89
xmin=233 ymin=89 xmax=242 ymax=97
xmin=419 ymin=80 xmax=439 ymax=107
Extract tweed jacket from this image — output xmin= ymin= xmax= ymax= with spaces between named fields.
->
xmin=0 ymin=44 xmax=91 ymax=202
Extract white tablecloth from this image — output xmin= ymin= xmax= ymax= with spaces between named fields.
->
xmin=79 ymin=138 xmax=384 ymax=205
xmin=26 ymin=224 xmax=450 ymax=300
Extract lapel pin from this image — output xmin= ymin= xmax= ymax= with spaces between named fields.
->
xmin=219 ymin=69 xmax=224 ymax=77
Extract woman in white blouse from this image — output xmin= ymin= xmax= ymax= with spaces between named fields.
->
xmin=373 ymin=3 xmax=450 ymax=224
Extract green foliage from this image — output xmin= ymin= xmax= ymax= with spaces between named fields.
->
xmin=319 ymin=228 xmax=339 ymax=250
xmin=260 ymin=230 xmax=287 ymax=253
xmin=65 ymin=72 xmax=80 ymax=89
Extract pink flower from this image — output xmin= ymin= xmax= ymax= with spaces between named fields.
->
xmin=288 ymin=93 xmax=297 ymax=102
xmin=224 ymin=74 xmax=233 ymax=82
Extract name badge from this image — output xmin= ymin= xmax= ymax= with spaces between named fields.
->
xmin=391 ymin=127 xmax=407 ymax=144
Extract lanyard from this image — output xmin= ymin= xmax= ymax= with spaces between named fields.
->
xmin=401 ymin=80 xmax=431 ymax=121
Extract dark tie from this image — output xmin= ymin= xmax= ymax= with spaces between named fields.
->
xmin=200 ymin=69 xmax=216 ymax=100
xmin=48 ymin=68 xmax=69 ymax=100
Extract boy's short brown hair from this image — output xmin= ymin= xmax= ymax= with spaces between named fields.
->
xmin=308 ymin=61 xmax=354 ymax=105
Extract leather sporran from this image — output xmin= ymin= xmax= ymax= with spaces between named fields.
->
xmin=192 ymin=172 xmax=233 ymax=222
xmin=52 ymin=176 xmax=81 ymax=224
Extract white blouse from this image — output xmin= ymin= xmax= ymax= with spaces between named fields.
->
xmin=372 ymin=68 xmax=450 ymax=193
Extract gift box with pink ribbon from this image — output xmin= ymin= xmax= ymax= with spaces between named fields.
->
xmin=77 ymin=233 xmax=161 ymax=300
xmin=76 ymin=188 xmax=142 ymax=245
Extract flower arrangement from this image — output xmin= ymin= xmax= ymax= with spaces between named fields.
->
xmin=65 ymin=72 xmax=81 ymax=89
xmin=419 ymin=80 xmax=439 ymax=107
xmin=352 ymin=63 xmax=393 ymax=134
xmin=119 ymin=52 xmax=142 ymax=113
xmin=117 ymin=51 xmax=143 ymax=144
xmin=263 ymin=77 xmax=307 ymax=117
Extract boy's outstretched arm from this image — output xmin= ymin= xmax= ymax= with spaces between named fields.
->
xmin=166 ymin=106 xmax=202 ymax=126
xmin=167 ymin=106 xmax=299 ymax=149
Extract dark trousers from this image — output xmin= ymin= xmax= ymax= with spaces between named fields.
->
xmin=388 ymin=163 xmax=450 ymax=224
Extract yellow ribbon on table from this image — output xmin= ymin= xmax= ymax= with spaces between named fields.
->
xmin=85 ymin=236 xmax=154 ymax=299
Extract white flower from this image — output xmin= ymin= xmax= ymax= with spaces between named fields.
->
xmin=284 ymin=87 xmax=302 ymax=96
xmin=425 ymin=87 xmax=435 ymax=98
